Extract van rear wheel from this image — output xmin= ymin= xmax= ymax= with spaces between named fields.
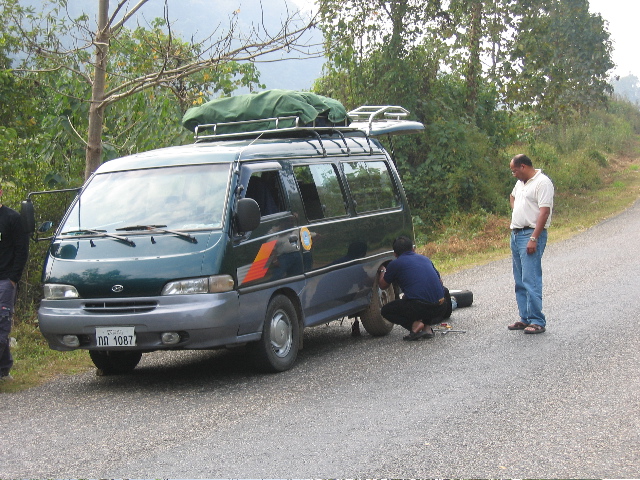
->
xmin=359 ymin=283 xmax=396 ymax=336
xmin=252 ymin=295 xmax=300 ymax=372
xmin=89 ymin=350 xmax=142 ymax=375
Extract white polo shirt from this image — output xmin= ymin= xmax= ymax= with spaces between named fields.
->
xmin=510 ymin=169 xmax=554 ymax=229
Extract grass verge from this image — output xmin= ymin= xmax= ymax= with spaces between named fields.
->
xmin=1 ymin=320 xmax=94 ymax=393
xmin=419 ymin=153 xmax=640 ymax=274
xmin=2 ymin=154 xmax=639 ymax=393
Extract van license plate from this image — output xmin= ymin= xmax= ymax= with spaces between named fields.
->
xmin=95 ymin=327 xmax=136 ymax=347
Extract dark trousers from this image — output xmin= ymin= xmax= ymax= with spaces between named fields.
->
xmin=0 ymin=279 xmax=16 ymax=375
xmin=381 ymin=297 xmax=447 ymax=331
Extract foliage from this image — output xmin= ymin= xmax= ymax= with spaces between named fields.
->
xmin=314 ymin=1 xmax=518 ymax=235
xmin=313 ymin=0 xmax=616 ymax=241
xmin=0 ymin=316 xmax=92 ymax=392
xmin=501 ymin=0 xmax=614 ymax=119
xmin=4 ymin=0 xmax=315 ymax=178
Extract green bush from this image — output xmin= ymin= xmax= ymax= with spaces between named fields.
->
xmin=545 ymin=154 xmax=602 ymax=191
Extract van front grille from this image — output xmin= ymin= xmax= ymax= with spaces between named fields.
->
xmin=83 ymin=301 xmax=157 ymax=314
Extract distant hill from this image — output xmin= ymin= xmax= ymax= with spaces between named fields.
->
xmin=612 ymin=75 xmax=640 ymax=106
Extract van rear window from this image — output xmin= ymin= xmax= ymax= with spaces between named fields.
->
xmin=293 ymin=164 xmax=347 ymax=221
xmin=342 ymin=160 xmax=400 ymax=213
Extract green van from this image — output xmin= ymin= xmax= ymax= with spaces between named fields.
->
xmin=25 ymin=105 xmax=425 ymax=374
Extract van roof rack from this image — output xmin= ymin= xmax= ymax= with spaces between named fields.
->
xmin=194 ymin=116 xmax=355 ymax=142
xmin=193 ymin=105 xmax=424 ymax=142
xmin=347 ymin=106 xmax=424 ymax=136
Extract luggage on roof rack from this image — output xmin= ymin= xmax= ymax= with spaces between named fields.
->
xmin=182 ymin=89 xmax=425 ymax=141
xmin=182 ymin=89 xmax=349 ymax=136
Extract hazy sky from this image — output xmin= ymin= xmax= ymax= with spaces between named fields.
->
xmin=290 ymin=0 xmax=639 ymax=79
xmin=589 ymin=0 xmax=639 ymax=78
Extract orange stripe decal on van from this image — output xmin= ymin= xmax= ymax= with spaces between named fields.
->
xmin=242 ymin=240 xmax=277 ymax=284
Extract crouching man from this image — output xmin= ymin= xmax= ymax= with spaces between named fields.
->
xmin=378 ymin=236 xmax=447 ymax=341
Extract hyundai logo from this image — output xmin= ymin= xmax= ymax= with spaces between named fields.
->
xmin=111 ymin=285 xmax=124 ymax=293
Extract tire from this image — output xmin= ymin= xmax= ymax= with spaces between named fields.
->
xmin=252 ymin=295 xmax=300 ymax=373
xmin=449 ymin=289 xmax=473 ymax=308
xmin=89 ymin=350 xmax=142 ymax=375
xmin=359 ymin=281 xmax=396 ymax=337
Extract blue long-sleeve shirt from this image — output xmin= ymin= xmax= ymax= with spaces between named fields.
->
xmin=383 ymin=251 xmax=444 ymax=304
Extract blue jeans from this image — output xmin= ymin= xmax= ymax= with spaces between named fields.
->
xmin=511 ymin=228 xmax=547 ymax=327
xmin=0 ymin=279 xmax=16 ymax=376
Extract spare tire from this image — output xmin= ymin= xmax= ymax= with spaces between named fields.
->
xmin=449 ymin=289 xmax=473 ymax=308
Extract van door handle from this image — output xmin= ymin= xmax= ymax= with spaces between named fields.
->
xmin=288 ymin=235 xmax=300 ymax=249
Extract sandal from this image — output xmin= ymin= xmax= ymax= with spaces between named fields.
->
xmin=508 ymin=321 xmax=529 ymax=330
xmin=523 ymin=324 xmax=546 ymax=334
xmin=403 ymin=328 xmax=434 ymax=341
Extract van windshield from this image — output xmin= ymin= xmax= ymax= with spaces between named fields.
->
xmin=61 ymin=164 xmax=230 ymax=233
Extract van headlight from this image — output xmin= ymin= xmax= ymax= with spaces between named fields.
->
xmin=44 ymin=284 xmax=80 ymax=300
xmin=161 ymin=275 xmax=234 ymax=295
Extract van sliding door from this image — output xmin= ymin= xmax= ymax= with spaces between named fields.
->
xmin=234 ymin=163 xmax=304 ymax=336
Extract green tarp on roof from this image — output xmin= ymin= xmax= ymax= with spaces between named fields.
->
xmin=181 ymin=89 xmax=349 ymax=134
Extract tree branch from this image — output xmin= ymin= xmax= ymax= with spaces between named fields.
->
xmin=100 ymin=16 xmax=318 ymax=107
xmin=66 ymin=116 xmax=88 ymax=146
xmin=110 ymin=0 xmax=150 ymax=32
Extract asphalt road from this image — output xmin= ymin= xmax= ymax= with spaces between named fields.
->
xmin=2 ymin=200 xmax=639 ymax=479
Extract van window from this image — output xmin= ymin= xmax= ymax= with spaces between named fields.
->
xmin=245 ymin=170 xmax=285 ymax=216
xmin=59 ymin=164 xmax=228 ymax=232
xmin=342 ymin=160 xmax=400 ymax=213
xmin=293 ymin=163 xmax=347 ymax=221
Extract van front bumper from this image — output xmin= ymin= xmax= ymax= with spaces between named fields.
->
xmin=38 ymin=292 xmax=244 ymax=351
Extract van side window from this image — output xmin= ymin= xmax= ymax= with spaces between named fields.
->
xmin=293 ymin=164 xmax=347 ymax=221
xmin=245 ymin=171 xmax=285 ymax=216
xmin=342 ymin=160 xmax=400 ymax=213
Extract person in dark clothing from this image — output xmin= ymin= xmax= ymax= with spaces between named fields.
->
xmin=378 ymin=236 xmax=447 ymax=341
xmin=0 ymin=186 xmax=30 ymax=381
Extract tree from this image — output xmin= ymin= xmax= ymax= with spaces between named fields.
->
xmin=4 ymin=0 xmax=319 ymax=179
xmin=502 ymin=0 xmax=614 ymax=119
xmin=443 ymin=0 xmax=512 ymax=116
xmin=314 ymin=0 xmax=509 ymax=226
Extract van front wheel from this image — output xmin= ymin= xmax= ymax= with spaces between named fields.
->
xmin=252 ymin=295 xmax=300 ymax=372
xmin=359 ymin=283 xmax=396 ymax=336
xmin=89 ymin=350 xmax=142 ymax=375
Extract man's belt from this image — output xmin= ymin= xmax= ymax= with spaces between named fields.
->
xmin=416 ymin=297 xmax=445 ymax=306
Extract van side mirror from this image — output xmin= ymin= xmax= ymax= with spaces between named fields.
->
xmin=38 ymin=221 xmax=54 ymax=233
xmin=235 ymin=198 xmax=261 ymax=233
xmin=20 ymin=199 xmax=36 ymax=235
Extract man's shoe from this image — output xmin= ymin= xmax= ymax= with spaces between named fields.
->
xmin=523 ymin=324 xmax=545 ymax=334
xmin=508 ymin=321 xmax=529 ymax=330
xmin=403 ymin=328 xmax=434 ymax=341
xmin=0 ymin=373 xmax=14 ymax=382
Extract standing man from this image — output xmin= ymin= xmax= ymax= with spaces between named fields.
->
xmin=379 ymin=236 xmax=447 ymax=341
xmin=0 ymin=185 xmax=30 ymax=381
xmin=508 ymin=154 xmax=554 ymax=334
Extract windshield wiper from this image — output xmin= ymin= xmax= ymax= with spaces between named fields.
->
xmin=116 ymin=225 xmax=198 ymax=244
xmin=60 ymin=229 xmax=136 ymax=247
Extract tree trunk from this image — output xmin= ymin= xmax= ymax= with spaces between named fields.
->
xmin=465 ymin=0 xmax=482 ymax=116
xmin=84 ymin=0 xmax=110 ymax=180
